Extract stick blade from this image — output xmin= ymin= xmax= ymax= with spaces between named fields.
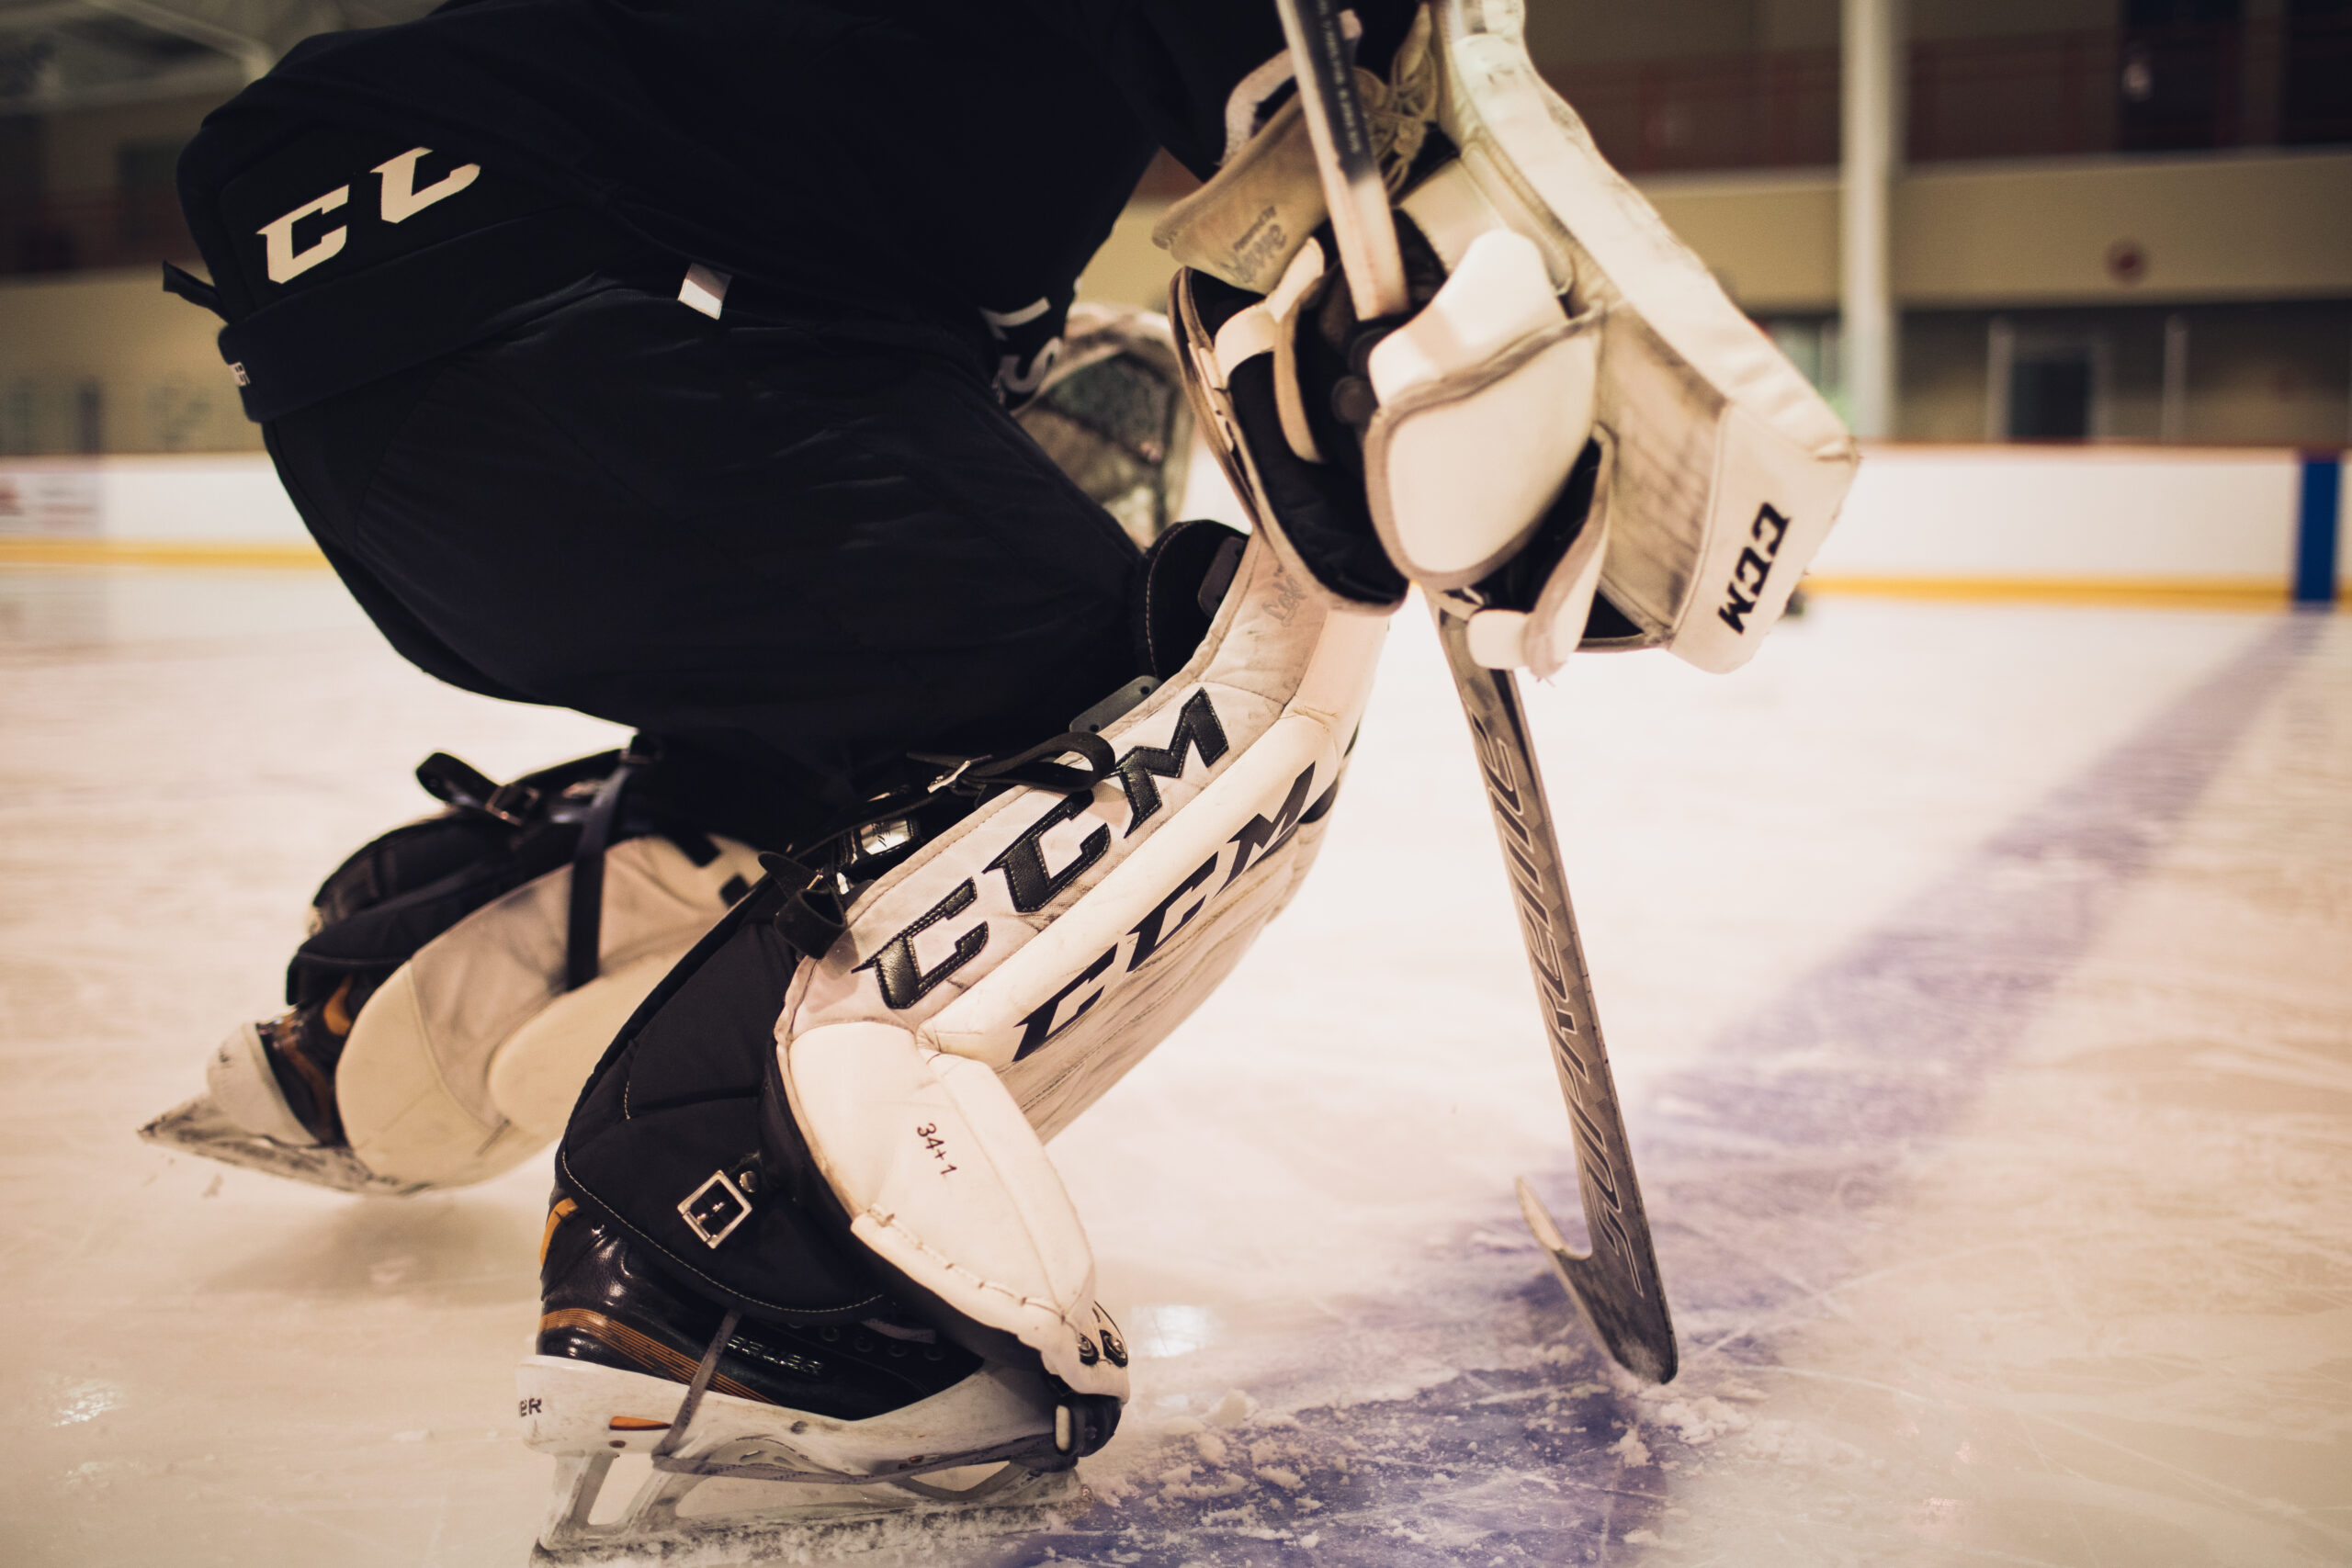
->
xmin=1516 ymin=1177 xmax=1679 ymax=1384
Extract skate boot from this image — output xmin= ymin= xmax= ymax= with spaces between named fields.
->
xmin=206 ymin=979 xmax=366 ymax=1148
xmin=518 ymin=1196 xmax=1119 ymax=1561
xmin=143 ymin=974 xmax=437 ymax=1196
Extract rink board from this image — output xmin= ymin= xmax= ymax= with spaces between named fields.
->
xmin=5 ymin=443 xmax=2350 ymax=600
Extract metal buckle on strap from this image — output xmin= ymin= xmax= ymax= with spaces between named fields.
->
xmin=678 ymin=1169 xmax=752 ymax=1249
xmin=482 ymin=780 xmax=541 ymax=826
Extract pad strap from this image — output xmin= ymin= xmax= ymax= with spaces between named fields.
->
xmin=564 ymin=745 xmax=651 ymax=991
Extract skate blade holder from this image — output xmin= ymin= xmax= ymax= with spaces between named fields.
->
xmin=655 ymin=1438 xmax=1052 ymax=1499
xmin=537 ymin=1447 xmax=1068 ymax=1564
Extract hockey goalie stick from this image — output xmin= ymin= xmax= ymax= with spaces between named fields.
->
xmin=1270 ymin=0 xmax=1677 ymax=1383
xmin=1271 ymin=0 xmax=1410 ymax=321
xmin=1428 ymin=606 xmax=1678 ymax=1382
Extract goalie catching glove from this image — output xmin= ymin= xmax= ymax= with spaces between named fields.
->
xmin=1156 ymin=0 xmax=1859 ymax=676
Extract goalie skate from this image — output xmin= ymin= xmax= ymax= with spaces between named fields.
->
xmin=521 ymin=1198 xmax=1115 ymax=1562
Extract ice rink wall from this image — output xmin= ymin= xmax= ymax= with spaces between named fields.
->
xmin=0 ymin=444 xmax=2346 ymax=604
xmin=1808 ymin=445 xmax=2350 ymax=605
xmin=0 ymin=454 xmax=311 ymax=567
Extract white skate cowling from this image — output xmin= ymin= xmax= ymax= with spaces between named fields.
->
xmin=203 ymin=1019 xmax=320 ymax=1148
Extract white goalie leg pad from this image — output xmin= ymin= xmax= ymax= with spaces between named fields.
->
xmin=337 ymin=833 xmax=763 ymax=1187
xmin=780 ymin=532 xmax=1384 ymax=1135
xmin=1396 ymin=0 xmax=1858 ymax=674
xmin=781 ymin=1021 xmax=1125 ymax=1401
xmin=771 ymin=533 xmax=1383 ymax=1391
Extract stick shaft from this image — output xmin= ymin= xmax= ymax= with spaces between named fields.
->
xmin=1272 ymin=0 xmax=1410 ymax=319
xmin=1432 ymin=600 xmax=1677 ymax=1383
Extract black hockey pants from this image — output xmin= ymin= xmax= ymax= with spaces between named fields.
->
xmin=266 ymin=282 xmax=1142 ymax=853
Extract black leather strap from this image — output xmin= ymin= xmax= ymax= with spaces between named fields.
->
xmin=564 ymin=750 xmax=645 ymax=991
xmin=160 ymin=262 xmax=225 ymax=320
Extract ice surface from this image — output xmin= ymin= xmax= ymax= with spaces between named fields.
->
xmin=1 ymin=566 xmax=2346 ymax=1566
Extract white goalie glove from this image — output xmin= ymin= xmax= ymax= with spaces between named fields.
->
xmin=1155 ymin=0 xmax=1860 ymax=674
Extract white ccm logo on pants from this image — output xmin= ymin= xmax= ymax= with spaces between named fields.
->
xmin=256 ymin=147 xmax=481 ymax=285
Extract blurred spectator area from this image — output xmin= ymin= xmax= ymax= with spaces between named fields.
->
xmin=1540 ymin=3 xmax=2352 ymax=176
xmin=3 ymin=0 xmax=2349 ymax=453
xmin=4 ymin=171 xmax=192 ymax=276
xmin=7 ymin=0 xmax=2352 ymax=281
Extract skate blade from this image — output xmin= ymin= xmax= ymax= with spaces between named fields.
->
xmin=530 ymin=1450 xmax=1087 ymax=1566
xmin=138 ymin=1096 xmax=431 ymax=1197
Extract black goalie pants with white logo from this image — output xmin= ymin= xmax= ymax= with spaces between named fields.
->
xmin=266 ymin=284 xmax=1143 ymax=852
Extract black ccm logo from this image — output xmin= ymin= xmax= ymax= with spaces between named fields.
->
xmin=853 ymin=691 xmax=1336 ymax=1052
xmin=1715 ymin=502 xmax=1792 ymax=635
xmin=1464 ymin=710 xmax=1643 ymax=1292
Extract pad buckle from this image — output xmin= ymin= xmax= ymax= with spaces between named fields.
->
xmin=678 ymin=1169 xmax=752 ymax=1249
xmin=482 ymin=780 xmax=541 ymax=826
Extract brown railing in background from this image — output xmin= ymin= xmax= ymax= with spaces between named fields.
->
xmin=2 ymin=186 xmax=195 ymax=278
xmin=2 ymin=16 xmax=2348 ymax=279
xmin=1546 ymin=15 xmax=2352 ymax=176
